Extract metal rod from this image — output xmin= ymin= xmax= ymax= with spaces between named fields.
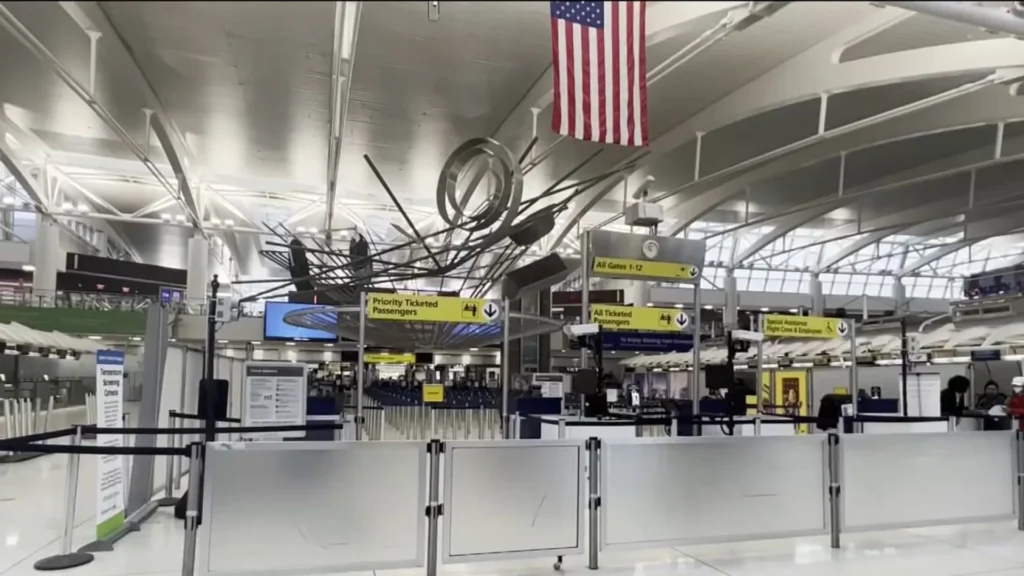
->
xmin=87 ymin=31 xmax=100 ymax=96
xmin=43 ymin=396 xmax=53 ymax=440
xmin=849 ymin=321 xmax=859 ymax=416
xmin=3 ymin=399 xmax=11 ymax=439
xmin=587 ymin=437 xmax=600 ymax=570
xmin=163 ymin=416 xmax=176 ymax=500
xmin=180 ymin=443 xmax=203 ymax=576
xmin=501 ymin=297 xmax=510 ymax=438
xmin=60 ymin=426 xmax=83 ymax=555
xmin=357 ymin=290 xmax=366 ymax=441
xmin=756 ymin=314 xmax=764 ymax=415
xmin=693 ymin=285 xmax=702 ymax=401
xmin=33 ymin=396 xmax=40 ymax=434
xmin=828 ymin=433 xmax=841 ymax=548
xmin=1017 ymin=430 xmax=1024 ymax=531
xmin=426 ymin=440 xmax=442 ymax=576
xmin=580 ymin=230 xmax=590 ymax=368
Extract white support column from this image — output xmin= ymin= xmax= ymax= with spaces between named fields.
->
xmin=723 ymin=271 xmax=738 ymax=328
xmin=810 ymin=273 xmax=824 ymax=316
xmin=186 ymin=233 xmax=210 ymax=303
xmin=31 ymin=214 xmax=60 ymax=295
xmin=892 ymin=278 xmax=907 ymax=312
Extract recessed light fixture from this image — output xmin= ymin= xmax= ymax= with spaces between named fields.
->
xmin=760 ymin=307 xmax=770 ymax=312
xmin=224 ymin=219 xmax=235 ymax=227
xmin=87 ymin=335 xmax=102 ymax=340
xmin=285 ymin=342 xmax=296 ymax=346
xmin=160 ymin=213 xmax=172 ymax=221
xmin=645 ymin=303 xmax=654 ymax=307
xmin=218 ymin=339 xmax=228 ymax=344
xmin=130 ymin=336 xmax=142 ymax=341
xmin=21 ymin=264 xmax=35 ymax=272
xmin=250 ymin=341 xmax=261 ymax=345
xmin=469 ymin=347 xmax=479 ymax=351
xmin=673 ymin=303 xmax=684 ymax=308
xmin=703 ymin=304 xmax=713 ymax=310
xmin=324 ymin=343 xmax=334 ymax=347
xmin=788 ymin=308 xmax=799 ymax=313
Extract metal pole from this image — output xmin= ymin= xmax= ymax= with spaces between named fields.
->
xmin=33 ymin=426 xmax=94 ymax=569
xmin=204 ymin=275 xmax=220 ymax=442
xmin=173 ymin=415 xmax=183 ymax=490
xmin=43 ymin=395 xmax=53 ymax=436
xmin=180 ymin=443 xmax=203 ymax=576
xmin=501 ymin=297 xmax=510 ymax=438
xmin=587 ymin=437 xmax=600 ymax=570
xmin=357 ymin=291 xmax=366 ymax=440
xmin=1017 ymin=430 xmax=1024 ymax=531
xmin=756 ymin=314 xmax=764 ymax=415
xmin=425 ymin=440 xmax=442 ymax=576
xmin=900 ymin=317 xmax=909 ymax=411
xmin=849 ymin=321 xmax=859 ymax=417
xmin=558 ymin=416 xmax=566 ymax=439
xmin=693 ymin=285 xmax=702 ymax=401
xmin=580 ymin=230 xmax=590 ymax=368
xmin=3 ymin=399 xmax=11 ymax=439
xmin=828 ymin=432 xmax=841 ymax=549
xmin=33 ymin=396 xmax=40 ymax=434
xmin=158 ymin=415 xmax=177 ymax=506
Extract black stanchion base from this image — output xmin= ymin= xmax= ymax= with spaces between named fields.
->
xmin=33 ymin=552 xmax=94 ymax=571
xmin=155 ymin=496 xmax=178 ymax=507
xmin=77 ymin=540 xmax=114 ymax=553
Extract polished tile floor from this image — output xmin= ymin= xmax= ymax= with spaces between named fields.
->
xmin=2 ymin=453 xmax=1024 ymax=576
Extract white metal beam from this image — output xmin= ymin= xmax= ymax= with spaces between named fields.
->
xmin=898 ymin=213 xmax=1024 ymax=276
xmin=732 ymin=205 xmax=837 ymax=267
xmin=325 ymin=1 xmax=362 ymax=238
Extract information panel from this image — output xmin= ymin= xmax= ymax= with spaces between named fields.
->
xmin=590 ymin=304 xmax=688 ymax=332
xmin=364 ymin=353 xmax=415 ymax=364
xmin=763 ymin=315 xmax=848 ymax=339
xmin=366 ymin=294 xmax=499 ymax=323
xmin=242 ymin=362 xmax=307 ymax=440
xmin=95 ymin=349 xmax=125 ymax=540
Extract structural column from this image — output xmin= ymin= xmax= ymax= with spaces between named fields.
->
xmin=810 ymin=273 xmax=824 ymax=316
xmin=31 ymin=214 xmax=60 ymax=295
xmin=723 ymin=271 xmax=738 ymax=328
xmin=186 ymin=233 xmax=210 ymax=303
xmin=892 ymin=278 xmax=907 ymax=312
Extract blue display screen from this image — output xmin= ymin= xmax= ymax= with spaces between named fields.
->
xmin=262 ymin=302 xmax=338 ymax=342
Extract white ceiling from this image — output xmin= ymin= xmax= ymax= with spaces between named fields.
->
xmin=0 ymin=1 xmax=1021 ymax=293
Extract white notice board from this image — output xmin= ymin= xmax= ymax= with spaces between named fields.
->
xmin=242 ymin=362 xmax=307 ymax=440
xmin=900 ymin=372 xmax=941 ymax=417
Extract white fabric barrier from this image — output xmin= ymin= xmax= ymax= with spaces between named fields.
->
xmin=198 ymin=441 xmax=427 ymax=576
xmin=841 ymin=431 xmax=1015 ymax=532
xmin=442 ymin=439 xmax=585 ymax=563
xmin=600 ymin=436 xmax=828 ymax=549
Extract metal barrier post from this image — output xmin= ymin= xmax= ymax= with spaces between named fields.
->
xmin=512 ymin=413 xmax=520 ymax=439
xmin=425 ymin=439 xmax=443 ymax=576
xmin=43 ymin=396 xmax=54 ymax=440
xmin=558 ymin=416 xmax=566 ymax=439
xmin=173 ymin=416 xmax=184 ymax=490
xmin=827 ymin=432 xmax=841 ymax=549
xmin=180 ymin=443 xmax=204 ymax=576
xmin=34 ymin=426 xmax=94 ymax=570
xmin=754 ymin=413 xmax=762 ymax=436
xmin=1018 ymin=430 xmax=1024 ymax=532
xmin=33 ymin=397 xmax=41 ymax=434
xmin=670 ymin=416 xmax=678 ymax=437
xmin=587 ymin=437 xmax=600 ymax=570
xmin=947 ymin=415 xmax=957 ymax=432
xmin=157 ymin=416 xmax=178 ymax=506
xmin=3 ymin=399 xmax=11 ymax=439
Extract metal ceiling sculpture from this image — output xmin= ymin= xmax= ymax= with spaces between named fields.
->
xmin=238 ymin=135 xmax=642 ymax=348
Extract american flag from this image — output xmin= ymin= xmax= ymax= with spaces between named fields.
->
xmin=550 ymin=1 xmax=647 ymax=147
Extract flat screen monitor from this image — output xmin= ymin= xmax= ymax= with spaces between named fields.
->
xmin=415 ymin=352 xmax=434 ymax=365
xmin=340 ymin=350 xmax=358 ymax=363
xmin=263 ymin=302 xmax=339 ymax=342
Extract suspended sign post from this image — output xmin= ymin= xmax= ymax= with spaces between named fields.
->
xmin=582 ymin=230 xmax=706 ymax=398
xmin=357 ymin=291 xmax=504 ymax=439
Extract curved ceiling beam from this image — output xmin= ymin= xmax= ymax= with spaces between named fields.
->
xmin=898 ymin=213 xmax=1024 ymax=276
xmin=731 ymin=205 xmax=839 ymax=267
xmin=547 ymin=7 xmax=1024 ymax=248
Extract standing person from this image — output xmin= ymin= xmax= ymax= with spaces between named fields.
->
xmin=1007 ymin=377 xmax=1024 ymax=430
xmin=940 ymin=375 xmax=970 ymax=417
xmin=977 ymin=381 xmax=1007 ymax=411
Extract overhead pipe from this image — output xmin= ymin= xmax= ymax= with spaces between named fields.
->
xmin=324 ymin=1 xmax=362 ymax=239
xmin=884 ymin=2 xmax=1024 ymax=39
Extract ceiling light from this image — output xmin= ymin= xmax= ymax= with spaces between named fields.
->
xmin=788 ymin=308 xmax=799 ymax=313
xmin=75 ymin=203 xmax=89 ymax=213
xmin=174 ymin=214 xmax=187 ymax=223
xmin=217 ymin=339 xmax=228 ymax=344
xmin=130 ymin=336 xmax=142 ymax=341
xmin=308 ymin=228 xmax=318 ymax=235
xmin=87 ymin=335 xmax=102 ymax=340
xmin=1 ymin=197 xmax=14 ymax=206
xmin=60 ymin=201 xmax=73 ymax=211
xmin=760 ymin=307 xmax=770 ymax=312
xmin=645 ymin=303 xmax=653 ymax=307
xmin=324 ymin=343 xmax=333 ymax=347
xmin=210 ymin=217 xmax=221 ymax=225
xmin=21 ymin=264 xmax=34 ymax=272
xmin=250 ymin=341 xmax=261 ymax=345
xmin=674 ymin=303 xmax=684 ymax=308
xmin=469 ymin=347 xmax=479 ymax=351
xmin=285 ymin=342 xmax=295 ymax=346
xmin=703 ymin=304 xmax=713 ymax=310
xmin=160 ymin=213 xmax=172 ymax=221
xmin=296 ymin=226 xmax=307 ymax=233
xmin=224 ymin=219 xmax=235 ymax=227
xmin=169 ymin=338 xmax=176 ymax=342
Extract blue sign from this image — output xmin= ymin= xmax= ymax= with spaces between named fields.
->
xmin=601 ymin=332 xmax=695 ymax=353
xmin=96 ymin=349 xmax=125 ymax=365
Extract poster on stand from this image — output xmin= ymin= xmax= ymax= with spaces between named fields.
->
xmin=901 ymin=372 xmax=941 ymax=417
xmin=95 ymin=349 xmax=125 ymax=540
xmin=241 ymin=362 xmax=307 ymax=440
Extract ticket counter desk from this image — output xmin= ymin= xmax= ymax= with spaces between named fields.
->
xmin=532 ymin=415 xmax=642 ymax=440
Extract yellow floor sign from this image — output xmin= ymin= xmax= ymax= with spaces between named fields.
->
xmin=366 ymin=294 xmax=500 ymax=324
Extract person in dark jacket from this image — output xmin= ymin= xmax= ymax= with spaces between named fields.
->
xmin=940 ymin=375 xmax=970 ymax=416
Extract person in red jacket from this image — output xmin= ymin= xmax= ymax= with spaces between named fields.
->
xmin=1008 ymin=377 xmax=1024 ymax=430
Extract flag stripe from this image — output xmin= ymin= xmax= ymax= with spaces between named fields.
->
xmin=551 ymin=1 xmax=646 ymax=147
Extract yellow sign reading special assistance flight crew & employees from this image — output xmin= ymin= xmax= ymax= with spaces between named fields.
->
xmin=590 ymin=304 xmax=690 ymax=332
xmin=366 ymin=294 xmax=501 ymax=324
xmin=762 ymin=314 xmax=849 ymax=339
xmin=592 ymin=256 xmax=700 ymax=280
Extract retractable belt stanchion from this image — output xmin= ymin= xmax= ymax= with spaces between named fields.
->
xmin=1018 ymin=429 xmax=1024 ymax=532
xmin=425 ymin=439 xmax=443 ymax=576
xmin=356 ymin=291 xmax=367 ymax=441
xmin=501 ymin=297 xmax=510 ymax=438
xmin=157 ymin=416 xmax=178 ymax=507
xmin=827 ymin=432 xmax=842 ymax=548
xmin=180 ymin=443 xmax=204 ymax=576
xmin=34 ymin=426 xmax=93 ymax=571
xmin=587 ymin=437 xmax=600 ymax=570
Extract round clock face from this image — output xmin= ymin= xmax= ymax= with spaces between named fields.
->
xmin=641 ymin=239 xmax=659 ymax=259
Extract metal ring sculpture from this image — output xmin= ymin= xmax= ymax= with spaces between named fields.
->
xmin=436 ymin=137 xmax=524 ymax=242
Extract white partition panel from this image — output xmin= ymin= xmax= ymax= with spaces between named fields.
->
xmin=443 ymin=440 xmax=585 ymax=563
xmin=841 ymin=431 xmax=1015 ymax=532
xmin=199 ymin=441 xmax=427 ymax=576
xmin=601 ymin=436 xmax=827 ymax=549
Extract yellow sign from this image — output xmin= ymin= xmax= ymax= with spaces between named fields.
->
xmin=422 ymin=384 xmax=444 ymax=403
xmin=363 ymin=353 xmax=415 ymax=364
xmin=366 ymin=294 xmax=499 ymax=324
xmin=592 ymin=257 xmax=700 ymax=280
xmin=590 ymin=304 xmax=689 ymax=332
xmin=762 ymin=314 xmax=849 ymax=339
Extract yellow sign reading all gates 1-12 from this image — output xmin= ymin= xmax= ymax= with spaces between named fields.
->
xmin=591 ymin=257 xmax=700 ymax=280
xmin=363 ymin=353 xmax=415 ymax=364
xmin=762 ymin=314 xmax=849 ymax=339
xmin=590 ymin=304 xmax=689 ymax=332
xmin=422 ymin=384 xmax=444 ymax=403
xmin=366 ymin=294 xmax=499 ymax=324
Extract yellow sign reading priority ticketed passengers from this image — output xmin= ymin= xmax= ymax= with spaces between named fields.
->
xmin=366 ymin=294 xmax=499 ymax=324
xmin=592 ymin=257 xmax=700 ymax=280
xmin=590 ymin=304 xmax=689 ymax=332
xmin=762 ymin=314 xmax=849 ymax=339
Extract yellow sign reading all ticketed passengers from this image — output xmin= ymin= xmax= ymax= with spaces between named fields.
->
xmin=763 ymin=314 xmax=849 ymax=339
xmin=590 ymin=304 xmax=689 ymax=332
xmin=591 ymin=257 xmax=700 ymax=280
xmin=366 ymin=294 xmax=499 ymax=324
xmin=422 ymin=384 xmax=444 ymax=403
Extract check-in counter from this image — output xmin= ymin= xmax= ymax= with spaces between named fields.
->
xmin=536 ymin=415 xmax=640 ymax=441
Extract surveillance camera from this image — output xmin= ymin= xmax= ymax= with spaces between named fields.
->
xmin=631 ymin=176 xmax=655 ymax=200
xmin=563 ymin=323 xmax=601 ymax=338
